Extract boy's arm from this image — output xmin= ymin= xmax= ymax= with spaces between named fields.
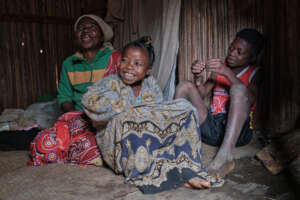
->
xmin=222 ymin=67 xmax=262 ymax=105
xmin=206 ymin=58 xmax=261 ymax=105
xmin=194 ymin=78 xmax=215 ymax=98
xmin=248 ymin=68 xmax=263 ymax=105
xmin=191 ymin=60 xmax=215 ymax=97
xmin=206 ymin=59 xmax=242 ymax=85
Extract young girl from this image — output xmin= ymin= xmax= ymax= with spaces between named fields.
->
xmin=82 ymin=37 xmax=223 ymax=194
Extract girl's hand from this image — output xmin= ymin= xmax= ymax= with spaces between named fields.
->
xmin=92 ymin=120 xmax=108 ymax=130
xmin=205 ymin=59 xmax=229 ymax=76
xmin=191 ymin=60 xmax=206 ymax=77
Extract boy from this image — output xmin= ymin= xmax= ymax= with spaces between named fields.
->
xmin=175 ymin=28 xmax=264 ymax=177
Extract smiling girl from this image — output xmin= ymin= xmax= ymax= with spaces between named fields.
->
xmin=82 ymin=37 xmax=224 ymax=193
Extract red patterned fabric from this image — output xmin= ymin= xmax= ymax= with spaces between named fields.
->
xmin=28 ymin=111 xmax=103 ymax=166
xmin=104 ymin=51 xmax=121 ymax=76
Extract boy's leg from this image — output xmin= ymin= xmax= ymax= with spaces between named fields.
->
xmin=175 ymin=81 xmax=208 ymax=124
xmin=208 ymin=83 xmax=250 ymax=177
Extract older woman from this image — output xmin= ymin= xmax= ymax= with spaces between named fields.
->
xmin=29 ymin=14 xmax=121 ymax=166
xmin=58 ymin=14 xmax=121 ymax=112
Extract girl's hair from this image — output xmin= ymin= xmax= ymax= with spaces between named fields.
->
xmin=122 ymin=36 xmax=155 ymax=67
xmin=236 ymin=28 xmax=265 ymax=56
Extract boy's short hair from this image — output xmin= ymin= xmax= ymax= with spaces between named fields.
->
xmin=236 ymin=28 xmax=264 ymax=56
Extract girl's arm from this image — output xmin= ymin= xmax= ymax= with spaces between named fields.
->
xmin=82 ymin=75 xmax=132 ymax=122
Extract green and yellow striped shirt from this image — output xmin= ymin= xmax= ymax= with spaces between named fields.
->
xmin=57 ymin=48 xmax=114 ymax=110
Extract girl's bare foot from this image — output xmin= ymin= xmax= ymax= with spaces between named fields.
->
xmin=208 ymin=159 xmax=235 ymax=178
xmin=183 ymin=177 xmax=210 ymax=189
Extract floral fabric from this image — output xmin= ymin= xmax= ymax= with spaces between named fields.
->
xmin=28 ymin=111 xmax=102 ymax=166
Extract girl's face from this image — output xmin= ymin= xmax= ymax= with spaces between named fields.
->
xmin=119 ymin=46 xmax=152 ymax=87
xmin=226 ymin=37 xmax=255 ymax=68
xmin=75 ymin=17 xmax=103 ymax=50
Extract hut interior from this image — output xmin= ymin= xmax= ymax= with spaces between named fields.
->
xmin=0 ymin=0 xmax=299 ymax=199
xmin=1 ymin=0 xmax=299 ymax=133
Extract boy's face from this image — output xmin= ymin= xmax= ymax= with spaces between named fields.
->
xmin=75 ymin=17 xmax=103 ymax=50
xmin=226 ymin=37 xmax=254 ymax=68
xmin=119 ymin=47 xmax=152 ymax=86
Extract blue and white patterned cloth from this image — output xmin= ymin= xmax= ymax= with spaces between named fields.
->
xmin=82 ymin=74 xmax=224 ymax=193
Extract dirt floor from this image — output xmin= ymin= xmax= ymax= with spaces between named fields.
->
xmin=0 ymin=137 xmax=299 ymax=200
xmin=226 ymin=157 xmax=298 ymax=199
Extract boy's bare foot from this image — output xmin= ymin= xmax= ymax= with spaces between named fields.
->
xmin=208 ymin=159 xmax=235 ymax=178
xmin=183 ymin=177 xmax=210 ymax=189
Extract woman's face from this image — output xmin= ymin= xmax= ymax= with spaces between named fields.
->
xmin=75 ymin=17 xmax=103 ymax=50
xmin=119 ymin=47 xmax=152 ymax=86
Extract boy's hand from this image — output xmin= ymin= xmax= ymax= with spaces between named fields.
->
xmin=191 ymin=60 xmax=206 ymax=77
xmin=205 ymin=59 xmax=229 ymax=76
xmin=194 ymin=77 xmax=203 ymax=87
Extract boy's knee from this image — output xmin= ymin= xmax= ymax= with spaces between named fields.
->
xmin=176 ymin=81 xmax=196 ymax=93
xmin=230 ymin=83 xmax=249 ymax=104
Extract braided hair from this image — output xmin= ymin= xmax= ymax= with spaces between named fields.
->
xmin=122 ymin=36 xmax=155 ymax=67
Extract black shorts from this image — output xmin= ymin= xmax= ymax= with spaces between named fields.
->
xmin=200 ymin=112 xmax=253 ymax=147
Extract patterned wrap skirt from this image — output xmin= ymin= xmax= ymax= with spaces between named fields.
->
xmin=28 ymin=111 xmax=102 ymax=166
xmin=96 ymin=100 xmax=224 ymax=193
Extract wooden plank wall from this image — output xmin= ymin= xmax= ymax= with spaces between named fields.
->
xmin=1 ymin=0 xmax=299 ymax=132
xmin=0 ymin=0 xmax=107 ymax=110
xmin=179 ymin=0 xmax=300 ymax=132
xmin=178 ymin=0 xmax=264 ymax=81
xmin=110 ymin=0 xmax=140 ymax=52
xmin=261 ymin=0 xmax=299 ymax=132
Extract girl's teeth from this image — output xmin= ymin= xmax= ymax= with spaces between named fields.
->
xmin=125 ymin=73 xmax=133 ymax=77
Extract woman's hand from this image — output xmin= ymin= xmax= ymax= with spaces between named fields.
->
xmin=61 ymin=101 xmax=75 ymax=113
